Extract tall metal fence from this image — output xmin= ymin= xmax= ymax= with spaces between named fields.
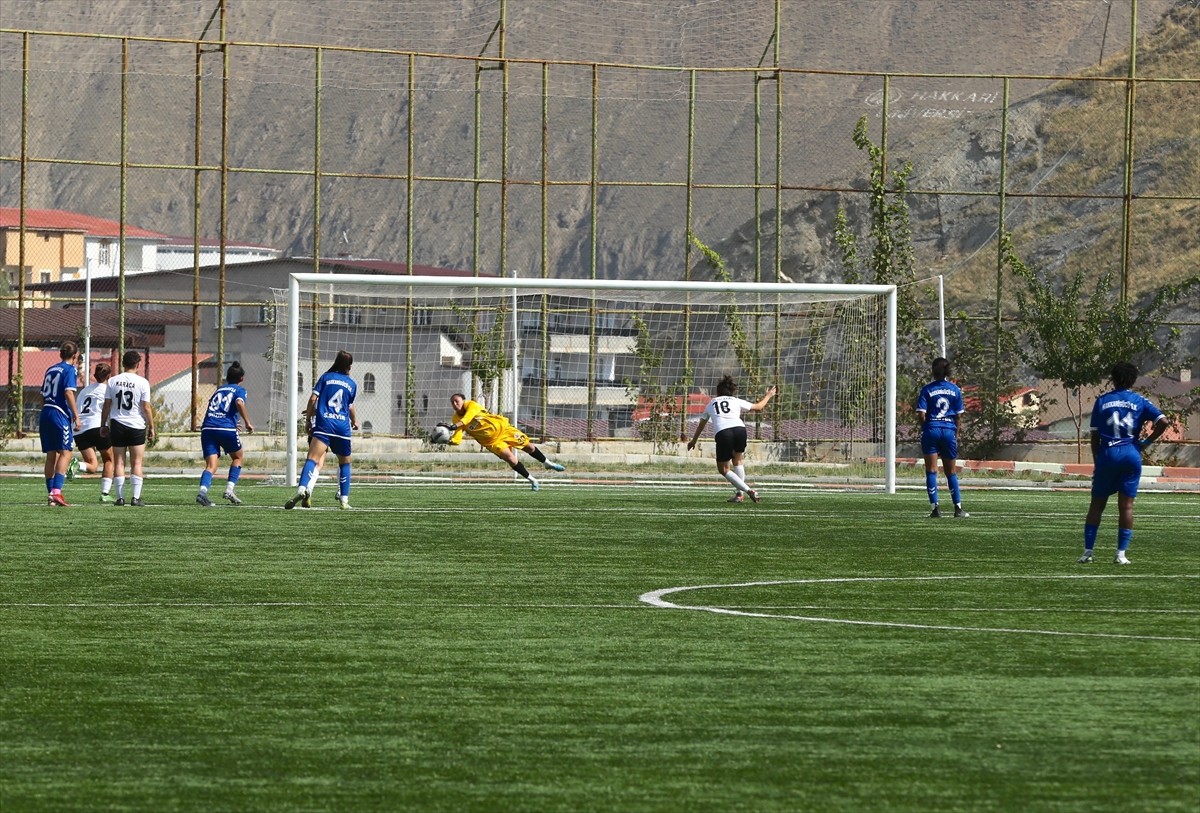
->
xmin=1 ymin=0 xmax=1197 ymax=443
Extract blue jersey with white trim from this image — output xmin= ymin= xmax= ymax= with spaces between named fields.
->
xmin=1090 ymin=389 xmax=1162 ymax=448
xmin=311 ymin=371 xmax=357 ymax=437
xmin=40 ymin=360 xmax=79 ymax=416
xmin=916 ymin=379 xmax=963 ymax=429
xmin=202 ymin=384 xmax=247 ymax=431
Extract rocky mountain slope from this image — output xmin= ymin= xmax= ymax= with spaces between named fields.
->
xmin=1 ymin=0 xmax=1194 ymax=305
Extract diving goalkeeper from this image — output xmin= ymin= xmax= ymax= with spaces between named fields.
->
xmin=443 ymin=393 xmax=565 ymax=490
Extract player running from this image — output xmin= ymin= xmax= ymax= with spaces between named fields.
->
xmin=443 ymin=393 xmax=566 ymax=490
xmin=39 ymin=341 xmax=81 ymax=506
xmin=286 ymin=350 xmax=358 ymax=510
xmin=687 ymin=375 xmax=776 ymax=503
xmin=74 ymin=361 xmax=115 ymax=501
xmin=196 ymin=361 xmax=255 ymax=507
xmin=916 ymin=357 xmax=968 ymax=518
xmin=1078 ymin=361 xmax=1172 ymax=565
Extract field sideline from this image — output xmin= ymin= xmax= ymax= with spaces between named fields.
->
xmin=1 ymin=477 xmax=1197 ymax=813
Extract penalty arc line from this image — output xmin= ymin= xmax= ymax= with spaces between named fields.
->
xmin=639 ymin=576 xmax=1200 ymax=642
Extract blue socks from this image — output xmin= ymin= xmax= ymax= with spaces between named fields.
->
xmin=925 ymin=471 xmax=938 ymax=505
xmin=1117 ymin=527 xmax=1133 ymax=552
xmin=947 ymin=473 xmax=961 ymax=506
xmin=199 ymin=470 xmax=214 ymax=490
xmin=300 ymin=460 xmax=317 ymax=492
xmin=1083 ymin=524 xmax=1099 ymax=552
xmin=339 ymin=463 xmax=351 ymax=500
xmin=228 ymin=466 xmax=241 ymax=486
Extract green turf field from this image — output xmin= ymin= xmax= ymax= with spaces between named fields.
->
xmin=1 ymin=477 xmax=1197 ymax=812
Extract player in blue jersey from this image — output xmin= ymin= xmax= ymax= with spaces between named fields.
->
xmin=39 ymin=341 xmax=81 ymax=506
xmin=195 ymin=361 xmax=255 ymax=507
xmin=1078 ymin=361 xmax=1171 ymax=565
xmin=286 ymin=350 xmax=359 ymax=510
xmin=916 ymin=357 xmax=968 ymax=518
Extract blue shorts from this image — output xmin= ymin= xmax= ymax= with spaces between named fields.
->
xmin=201 ymin=428 xmax=243 ymax=458
xmin=921 ymin=425 xmax=958 ymax=459
xmin=312 ymin=431 xmax=351 ymax=458
xmin=1092 ymin=443 xmax=1142 ymax=499
xmin=39 ymin=409 xmax=74 ymax=453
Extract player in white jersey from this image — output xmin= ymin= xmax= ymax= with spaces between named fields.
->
xmin=101 ymin=350 xmax=156 ymax=506
xmin=73 ymin=361 xmax=116 ymax=501
xmin=687 ymin=375 xmax=777 ymax=503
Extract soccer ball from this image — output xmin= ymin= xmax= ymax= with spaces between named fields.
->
xmin=429 ymin=423 xmax=452 ymax=445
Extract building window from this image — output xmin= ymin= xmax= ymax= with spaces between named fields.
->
xmin=361 ymin=421 xmax=373 ymax=433
xmin=363 ymin=372 xmax=376 ymax=394
xmin=422 ymin=394 xmax=428 ymax=413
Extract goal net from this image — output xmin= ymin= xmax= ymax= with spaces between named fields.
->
xmin=270 ymin=275 xmax=897 ymax=491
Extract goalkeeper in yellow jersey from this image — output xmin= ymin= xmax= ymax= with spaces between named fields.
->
xmin=445 ymin=393 xmax=565 ymax=490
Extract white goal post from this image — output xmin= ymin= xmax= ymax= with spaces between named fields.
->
xmin=275 ymin=274 xmax=897 ymax=492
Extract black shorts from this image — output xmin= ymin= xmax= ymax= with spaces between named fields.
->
xmin=76 ymin=427 xmax=112 ymax=452
xmin=714 ymin=426 xmax=748 ymax=463
xmin=109 ymin=421 xmax=147 ymax=448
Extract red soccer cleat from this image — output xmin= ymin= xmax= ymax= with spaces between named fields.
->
xmin=49 ymin=492 xmax=70 ymax=507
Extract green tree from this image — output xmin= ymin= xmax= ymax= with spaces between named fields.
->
xmin=1003 ymin=231 xmax=1200 ymax=460
xmin=947 ymin=312 xmax=1031 ymax=459
xmin=451 ymin=300 xmax=513 ymax=407
xmin=833 ymin=116 xmax=937 ymax=440
xmin=623 ymin=314 xmax=683 ymax=453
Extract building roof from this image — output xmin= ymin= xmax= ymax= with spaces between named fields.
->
xmin=0 ymin=207 xmax=167 ymax=241
xmin=22 ymin=256 xmax=483 ymax=294
xmin=1 ymin=349 xmax=211 ymax=388
xmin=0 ymin=307 xmax=193 ymax=348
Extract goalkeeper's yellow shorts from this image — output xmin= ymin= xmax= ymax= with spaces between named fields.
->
xmin=459 ymin=409 xmax=533 ymax=455
xmin=472 ymin=423 xmax=531 ymax=455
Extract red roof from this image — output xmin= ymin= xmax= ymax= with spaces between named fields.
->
xmin=1 ymin=349 xmax=210 ymax=387
xmin=0 ymin=208 xmax=166 ymax=240
xmin=632 ymin=393 xmax=710 ymax=422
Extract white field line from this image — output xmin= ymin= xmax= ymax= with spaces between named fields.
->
xmin=640 ymin=575 xmax=1200 ymax=642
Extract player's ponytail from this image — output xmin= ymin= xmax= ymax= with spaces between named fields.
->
xmin=329 ymin=349 xmax=353 ymax=375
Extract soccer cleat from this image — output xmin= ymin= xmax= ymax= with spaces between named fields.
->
xmin=196 ymin=493 xmax=213 ymax=507
xmin=928 ymin=506 xmax=941 ymax=518
xmin=301 ymin=491 xmax=312 ymax=508
xmin=223 ymin=491 xmax=243 ymax=506
xmin=727 ymin=493 xmax=746 ymax=503
xmin=130 ymin=497 xmax=145 ymax=507
xmin=114 ymin=497 xmax=126 ymax=506
xmin=1077 ymin=552 xmax=1094 ymax=564
xmin=284 ymin=491 xmax=305 ymax=510
xmin=953 ymin=507 xmax=970 ymax=518
xmin=1114 ymin=553 xmax=1131 ymax=565
xmin=530 ymin=477 xmax=541 ymax=492
xmin=748 ymin=490 xmax=761 ymax=503
xmin=49 ymin=492 xmax=70 ymax=507
xmin=544 ymin=461 xmax=565 ymax=472
xmin=66 ymin=458 xmax=80 ymax=480
xmin=99 ymin=493 xmax=113 ymax=503
xmin=338 ymin=499 xmax=351 ymax=510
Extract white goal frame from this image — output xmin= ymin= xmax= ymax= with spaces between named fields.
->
xmin=285 ymin=273 xmax=898 ymax=493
